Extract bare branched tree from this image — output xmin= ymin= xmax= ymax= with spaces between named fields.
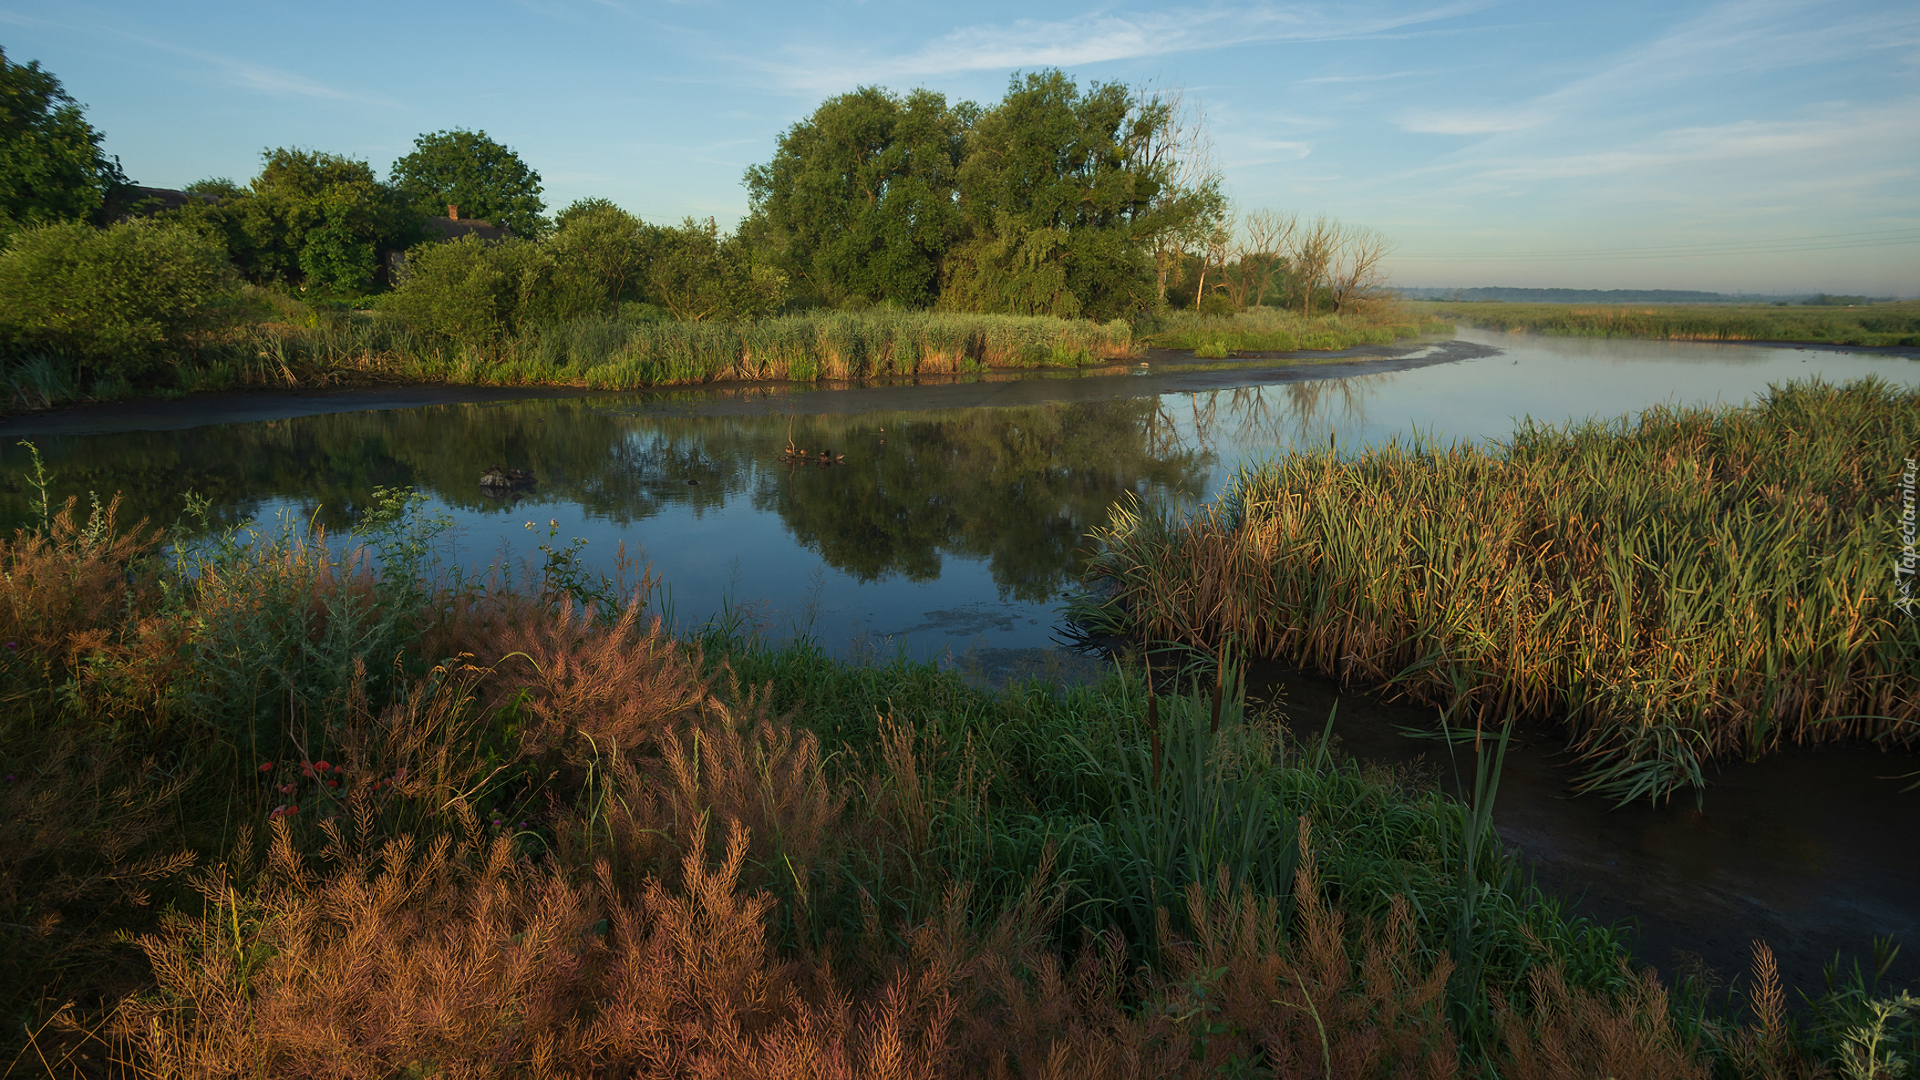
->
xmin=1194 ymin=209 xmax=1235 ymax=310
xmin=1289 ymin=214 xmax=1339 ymax=317
xmin=1328 ymin=225 xmax=1395 ymax=314
xmin=1235 ymin=208 xmax=1296 ymax=309
xmin=1130 ymin=82 xmax=1225 ymax=306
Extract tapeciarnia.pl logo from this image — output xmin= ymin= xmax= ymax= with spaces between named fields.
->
xmin=1897 ymin=456 xmax=1917 ymax=617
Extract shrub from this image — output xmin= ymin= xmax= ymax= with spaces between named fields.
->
xmin=0 ymin=219 xmax=242 ymax=380
xmin=382 ymin=234 xmax=540 ymax=342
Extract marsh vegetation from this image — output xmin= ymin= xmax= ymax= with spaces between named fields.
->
xmin=1077 ymin=377 xmax=1920 ymax=806
xmin=1411 ymin=300 xmax=1920 ymax=348
xmin=4 ymin=474 xmax=1915 ymax=1078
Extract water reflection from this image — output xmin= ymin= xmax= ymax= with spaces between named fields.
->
xmin=6 ymin=329 xmax=1916 ymax=656
xmin=1 ymin=397 xmax=1214 ymax=606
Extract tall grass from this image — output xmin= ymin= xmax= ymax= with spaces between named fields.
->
xmin=2 ymin=470 xmax=1910 ymax=1077
xmin=1411 ymin=299 xmax=1920 ymax=348
xmin=1079 ymin=377 xmax=1920 ymax=805
xmin=1144 ymin=305 xmax=1453 ymax=357
xmin=170 ymin=309 xmax=1139 ymax=397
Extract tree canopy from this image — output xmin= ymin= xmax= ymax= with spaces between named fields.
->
xmin=0 ymin=47 xmax=126 ymax=240
xmin=744 ymin=87 xmax=972 ymax=309
xmin=741 ymin=70 xmax=1219 ymax=320
xmin=391 ymin=129 xmax=546 ymax=237
xmin=169 ymin=149 xmax=419 ymax=296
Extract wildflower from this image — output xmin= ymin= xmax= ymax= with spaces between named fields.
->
xmin=314 ymin=760 xmax=332 ymax=772
xmin=4 ymin=642 xmax=15 ymax=650
xmin=549 ymin=518 xmax=557 ymax=527
xmin=258 ymin=762 xmax=274 ymax=773
xmin=3 ymin=775 xmax=13 ymax=783
xmin=326 ymin=779 xmax=338 ymax=789
xmin=394 ymin=767 xmax=408 ymax=782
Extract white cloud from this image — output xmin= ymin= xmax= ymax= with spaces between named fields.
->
xmin=1399 ymin=109 xmax=1543 ymax=134
xmin=761 ymin=1 xmax=1496 ymax=92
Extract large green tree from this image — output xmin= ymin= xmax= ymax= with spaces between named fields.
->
xmin=743 ymin=87 xmax=972 ymax=308
xmin=171 ymin=149 xmax=418 ymax=296
xmin=391 ymin=129 xmax=546 ymax=237
xmin=941 ymin=71 xmax=1214 ymax=321
xmin=0 ymin=47 xmax=126 ymax=240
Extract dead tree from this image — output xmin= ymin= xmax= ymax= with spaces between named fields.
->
xmin=1327 ymin=225 xmax=1395 ymax=314
xmin=1289 ymin=214 xmax=1339 ymax=317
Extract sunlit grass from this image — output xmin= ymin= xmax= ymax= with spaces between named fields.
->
xmin=1078 ymin=377 xmax=1920 ymax=806
xmin=1411 ymin=299 xmax=1920 ymax=347
xmin=1143 ymin=304 xmax=1453 ymax=357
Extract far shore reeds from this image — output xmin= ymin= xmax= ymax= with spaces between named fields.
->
xmin=1410 ymin=298 xmax=1920 ymax=348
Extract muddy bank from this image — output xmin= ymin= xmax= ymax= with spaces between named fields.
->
xmin=1257 ymin=661 xmax=1920 ymax=1000
xmin=0 ymin=338 xmax=1487 ymax=437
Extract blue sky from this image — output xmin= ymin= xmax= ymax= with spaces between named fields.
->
xmin=4 ymin=0 xmax=1916 ymax=294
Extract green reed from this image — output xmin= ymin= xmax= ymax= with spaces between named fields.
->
xmin=1412 ymin=299 xmax=1920 ymax=347
xmin=1079 ymin=377 xmax=1920 ymax=805
xmin=183 ymin=309 xmax=1139 ymax=395
xmin=1144 ymin=305 xmax=1453 ymax=356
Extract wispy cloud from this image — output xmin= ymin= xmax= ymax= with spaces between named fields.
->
xmin=9 ymin=9 xmax=404 ymax=107
xmin=761 ymin=1 xmax=1495 ymax=92
xmin=1399 ymin=108 xmax=1542 ymax=134
xmin=1297 ymin=69 xmax=1431 ymax=84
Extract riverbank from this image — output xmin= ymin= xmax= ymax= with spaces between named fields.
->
xmin=5 ymin=491 xmax=1908 ymax=1077
xmin=0 ymin=306 xmax=1454 ymax=420
xmin=1409 ymin=299 xmax=1920 ymax=348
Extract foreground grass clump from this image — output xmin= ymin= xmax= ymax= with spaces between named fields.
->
xmin=1142 ymin=305 xmax=1453 ymax=357
xmin=2 ymin=486 xmax=1912 ymax=1077
xmin=1410 ymin=299 xmax=1920 ymax=347
xmin=1080 ymin=377 xmax=1920 ymax=805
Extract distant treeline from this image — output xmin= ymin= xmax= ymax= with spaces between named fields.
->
xmin=1398 ymin=286 xmax=1903 ymax=305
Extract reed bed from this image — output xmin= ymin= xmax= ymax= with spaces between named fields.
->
xmin=1080 ymin=377 xmax=1920 ymax=804
xmin=167 ymin=309 xmax=1138 ymax=398
xmin=1410 ymin=300 xmax=1920 ymax=347
xmin=3 ymin=473 xmax=1912 ymax=1077
xmin=1144 ymin=305 xmax=1452 ymax=357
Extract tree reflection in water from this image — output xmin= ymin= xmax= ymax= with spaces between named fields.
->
xmin=0 ymin=373 xmax=1388 ymax=605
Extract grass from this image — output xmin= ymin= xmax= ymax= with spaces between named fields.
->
xmin=1076 ymin=376 xmax=1920 ymax=807
xmin=1 ymin=308 xmax=1141 ymax=414
xmin=2 ymin=299 xmax=1460 ymax=416
xmin=11 ymin=468 xmax=1904 ymax=1068
xmin=1142 ymin=305 xmax=1455 ymax=358
xmin=3 ymin=467 xmax=1914 ymax=1077
xmin=1409 ymin=299 xmax=1920 ymax=348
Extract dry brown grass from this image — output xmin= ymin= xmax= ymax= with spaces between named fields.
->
xmin=106 ymin=806 xmax=1482 ymax=1079
xmin=0 ymin=495 xmax=160 ymax=663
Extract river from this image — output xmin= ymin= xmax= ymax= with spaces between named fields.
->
xmin=4 ymin=325 xmax=1916 ymax=996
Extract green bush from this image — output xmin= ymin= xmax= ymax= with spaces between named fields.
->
xmin=0 ymin=219 xmax=242 ymax=380
xmin=382 ymin=235 xmax=541 ymax=342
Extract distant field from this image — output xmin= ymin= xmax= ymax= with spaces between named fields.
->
xmin=1409 ymin=299 xmax=1920 ymax=348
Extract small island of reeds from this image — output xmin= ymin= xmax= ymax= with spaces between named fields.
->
xmin=1076 ymin=376 xmax=1920 ymax=806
